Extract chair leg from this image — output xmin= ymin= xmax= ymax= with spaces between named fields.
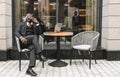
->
xmin=80 ymin=51 xmax=84 ymax=62
xmin=70 ymin=48 xmax=73 ymax=65
xmin=45 ymin=50 xmax=47 ymax=58
xmin=19 ymin=52 xmax=21 ymax=71
xmin=94 ymin=51 xmax=97 ymax=64
xmin=89 ymin=51 xmax=92 ymax=69
xmin=25 ymin=51 xmax=29 ymax=59
xmin=42 ymin=50 xmax=46 ymax=68
xmin=42 ymin=61 xmax=44 ymax=68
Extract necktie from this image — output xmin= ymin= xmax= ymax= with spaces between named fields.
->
xmin=28 ymin=23 xmax=32 ymax=28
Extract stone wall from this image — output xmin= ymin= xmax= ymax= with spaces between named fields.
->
xmin=102 ymin=0 xmax=120 ymax=51
xmin=0 ymin=0 xmax=12 ymax=51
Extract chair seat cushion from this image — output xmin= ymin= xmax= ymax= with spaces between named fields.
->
xmin=73 ymin=45 xmax=91 ymax=50
xmin=22 ymin=49 xmax=29 ymax=52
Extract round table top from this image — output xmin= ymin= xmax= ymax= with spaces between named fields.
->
xmin=44 ymin=32 xmax=73 ymax=37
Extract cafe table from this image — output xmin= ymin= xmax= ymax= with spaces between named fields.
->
xmin=44 ymin=32 xmax=73 ymax=67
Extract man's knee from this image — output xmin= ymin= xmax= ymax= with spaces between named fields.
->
xmin=28 ymin=45 xmax=35 ymax=51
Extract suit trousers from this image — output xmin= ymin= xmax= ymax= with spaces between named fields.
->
xmin=22 ymin=35 xmax=42 ymax=67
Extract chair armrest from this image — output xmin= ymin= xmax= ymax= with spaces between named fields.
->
xmin=71 ymin=33 xmax=83 ymax=47
xmin=15 ymin=36 xmax=21 ymax=52
xmin=90 ymin=33 xmax=99 ymax=51
xmin=39 ymin=35 xmax=44 ymax=50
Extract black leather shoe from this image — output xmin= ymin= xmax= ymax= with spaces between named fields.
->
xmin=39 ymin=55 xmax=48 ymax=61
xmin=26 ymin=68 xmax=37 ymax=76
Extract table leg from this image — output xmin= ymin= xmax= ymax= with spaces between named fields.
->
xmin=49 ymin=36 xmax=68 ymax=67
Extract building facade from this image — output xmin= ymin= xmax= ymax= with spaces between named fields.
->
xmin=0 ymin=0 xmax=120 ymax=60
xmin=102 ymin=0 xmax=120 ymax=60
xmin=0 ymin=0 xmax=12 ymax=60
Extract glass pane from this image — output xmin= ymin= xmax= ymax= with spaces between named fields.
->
xmin=15 ymin=0 xmax=98 ymax=32
xmin=58 ymin=0 xmax=71 ymax=30
xmin=68 ymin=0 xmax=86 ymax=33
xmin=38 ymin=0 xmax=56 ymax=31
xmin=13 ymin=0 xmax=100 ymax=46
xmin=86 ymin=0 xmax=98 ymax=31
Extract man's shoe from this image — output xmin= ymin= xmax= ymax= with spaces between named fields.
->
xmin=26 ymin=68 xmax=37 ymax=76
xmin=39 ymin=55 xmax=48 ymax=61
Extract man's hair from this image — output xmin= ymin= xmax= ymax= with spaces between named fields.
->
xmin=74 ymin=11 xmax=78 ymax=15
xmin=23 ymin=13 xmax=33 ymax=22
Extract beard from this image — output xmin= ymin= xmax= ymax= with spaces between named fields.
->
xmin=27 ymin=19 xmax=33 ymax=23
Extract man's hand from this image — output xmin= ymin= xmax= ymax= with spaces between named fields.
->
xmin=32 ymin=17 xmax=38 ymax=23
xmin=20 ymin=37 xmax=27 ymax=44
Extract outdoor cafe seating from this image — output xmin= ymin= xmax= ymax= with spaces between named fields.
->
xmin=15 ymin=35 xmax=45 ymax=71
xmin=70 ymin=31 xmax=100 ymax=69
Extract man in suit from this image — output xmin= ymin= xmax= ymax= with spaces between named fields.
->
xmin=72 ymin=11 xmax=81 ymax=34
xmin=15 ymin=13 xmax=47 ymax=76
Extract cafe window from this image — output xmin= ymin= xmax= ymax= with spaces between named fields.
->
xmin=13 ymin=0 xmax=99 ymax=31
xmin=13 ymin=0 xmax=101 ymax=46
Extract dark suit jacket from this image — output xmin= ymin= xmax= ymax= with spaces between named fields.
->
xmin=15 ymin=22 xmax=41 ymax=39
xmin=72 ymin=15 xmax=81 ymax=26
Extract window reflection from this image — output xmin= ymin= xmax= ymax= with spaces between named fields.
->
xmin=15 ymin=0 xmax=98 ymax=32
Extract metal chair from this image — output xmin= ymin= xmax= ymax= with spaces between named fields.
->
xmin=15 ymin=35 xmax=44 ymax=71
xmin=70 ymin=31 xmax=100 ymax=69
xmin=38 ymin=35 xmax=45 ymax=68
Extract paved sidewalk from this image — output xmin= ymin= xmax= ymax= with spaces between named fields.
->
xmin=0 ymin=60 xmax=120 ymax=77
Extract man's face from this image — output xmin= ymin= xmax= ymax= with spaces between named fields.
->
xmin=26 ymin=14 xmax=33 ymax=22
xmin=74 ymin=11 xmax=77 ymax=16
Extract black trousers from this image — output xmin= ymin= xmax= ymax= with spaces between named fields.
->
xmin=21 ymin=35 xmax=42 ymax=67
